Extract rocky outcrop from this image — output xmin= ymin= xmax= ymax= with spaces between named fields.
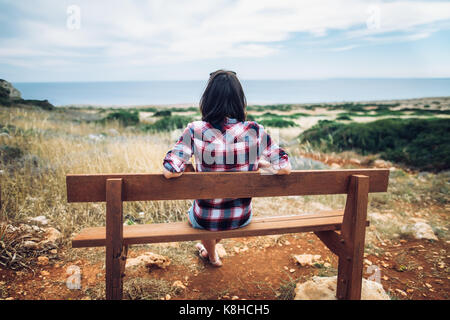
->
xmin=0 ymin=79 xmax=54 ymax=110
xmin=294 ymin=276 xmax=390 ymax=300
xmin=0 ymin=79 xmax=21 ymax=99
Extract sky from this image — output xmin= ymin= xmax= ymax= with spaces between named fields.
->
xmin=1 ymin=0 xmax=450 ymax=82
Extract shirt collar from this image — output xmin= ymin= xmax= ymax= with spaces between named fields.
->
xmin=226 ymin=117 xmax=238 ymax=124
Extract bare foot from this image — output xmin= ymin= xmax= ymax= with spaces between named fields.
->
xmin=195 ymin=243 xmax=208 ymax=259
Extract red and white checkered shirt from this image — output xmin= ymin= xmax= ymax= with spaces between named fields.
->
xmin=163 ymin=117 xmax=289 ymax=231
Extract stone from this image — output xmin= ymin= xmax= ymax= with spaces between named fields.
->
xmin=364 ymin=259 xmax=372 ymax=266
xmin=330 ymin=163 xmax=341 ymax=169
xmin=292 ymin=254 xmax=323 ymax=267
xmin=294 ymin=276 xmax=390 ymax=300
xmin=172 ymin=280 xmax=186 ymax=290
xmin=401 ymin=218 xmax=438 ymax=241
xmin=216 ymin=244 xmax=227 ymax=258
xmin=373 ymin=159 xmax=390 ymax=168
xmin=37 ymin=256 xmax=49 ymax=266
xmin=125 ymin=252 xmax=170 ymax=269
xmin=40 ymin=270 xmax=50 ymax=276
xmin=395 ymin=289 xmax=407 ymax=297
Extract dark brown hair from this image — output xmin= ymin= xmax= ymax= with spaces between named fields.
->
xmin=200 ymin=69 xmax=246 ymax=127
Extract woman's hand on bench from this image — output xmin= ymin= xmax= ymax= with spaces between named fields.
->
xmin=258 ymin=160 xmax=292 ymax=175
xmin=276 ymin=162 xmax=292 ymax=175
xmin=163 ymin=167 xmax=183 ymax=179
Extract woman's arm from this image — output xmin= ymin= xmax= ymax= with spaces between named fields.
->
xmin=162 ymin=125 xmax=194 ymax=179
xmin=163 ymin=167 xmax=183 ymax=179
xmin=276 ymin=162 xmax=291 ymax=175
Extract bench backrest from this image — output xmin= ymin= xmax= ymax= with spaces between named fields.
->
xmin=66 ymin=169 xmax=389 ymax=203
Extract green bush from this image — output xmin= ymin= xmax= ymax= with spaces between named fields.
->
xmin=104 ymin=110 xmax=139 ymax=126
xmin=141 ymin=115 xmax=193 ymax=132
xmin=258 ymin=118 xmax=297 ymax=128
xmin=247 ymin=104 xmax=293 ymax=112
xmin=0 ymin=145 xmax=24 ymax=164
xmin=299 ymin=118 xmax=450 ymax=171
xmin=153 ymin=110 xmax=172 ymax=117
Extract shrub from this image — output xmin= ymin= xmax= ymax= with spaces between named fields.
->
xmin=258 ymin=118 xmax=297 ymax=128
xmin=336 ymin=113 xmax=352 ymax=120
xmin=104 ymin=110 xmax=139 ymax=126
xmin=153 ymin=110 xmax=172 ymax=117
xmin=141 ymin=115 xmax=193 ymax=132
xmin=0 ymin=145 xmax=24 ymax=164
xmin=299 ymin=118 xmax=450 ymax=171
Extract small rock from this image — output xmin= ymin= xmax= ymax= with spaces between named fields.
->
xmin=165 ymin=294 xmax=171 ymax=300
xmin=323 ymin=262 xmax=331 ymax=268
xmin=395 ymin=289 xmax=407 ymax=297
xmin=289 ymin=269 xmax=296 ymax=273
xmin=240 ymin=246 xmax=249 ymax=253
xmin=364 ymin=259 xmax=372 ymax=266
xmin=401 ymin=219 xmax=438 ymax=241
xmin=216 ymin=244 xmax=227 ymax=258
xmin=40 ymin=270 xmax=50 ymax=276
xmin=330 ymin=163 xmax=341 ymax=169
xmin=40 ymin=227 xmax=62 ymax=246
xmin=125 ymin=252 xmax=170 ymax=269
xmin=37 ymin=256 xmax=49 ymax=266
xmin=294 ymin=276 xmax=390 ymax=300
xmin=425 ymin=283 xmax=432 ymax=288
xmin=172 ymin=280 xmax=186 ymax=290
xmin=231 ymin=296 xmax=239 ymax=300
xmin=292 ymin=254 xmax=322 ymax=267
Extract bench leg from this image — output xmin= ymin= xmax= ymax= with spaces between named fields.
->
xmin=336 ymin=175 xmax=369 ymax=300
xmin=105 ymin=178 xmax=124 ymax=300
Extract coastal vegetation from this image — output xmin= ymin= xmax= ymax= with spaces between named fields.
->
xmin=299 ymin=118 xmax=450 ymax=171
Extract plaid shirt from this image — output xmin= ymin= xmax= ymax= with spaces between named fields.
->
xmin=163 ymin=117 xmax=289 ymax=231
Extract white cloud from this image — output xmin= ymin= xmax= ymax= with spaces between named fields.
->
xmin=1 ymin=0 xmax=450 ymax=72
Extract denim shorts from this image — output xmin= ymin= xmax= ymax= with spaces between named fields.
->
xmin=187 ymin=205 xmax=252 ymax=230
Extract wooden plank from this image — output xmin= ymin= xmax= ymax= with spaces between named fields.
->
xmin=72 ymin=210 xmax=369 ymax=248
xmin=314 ymin=230 xmax=348 ymax=257
xmin=66 ymin=169 xmax=389 ymax=203
xmin=105 ymin=179 xmax=124 ymax=300
xmin=336 ymin=175 xmax=369 ymax=300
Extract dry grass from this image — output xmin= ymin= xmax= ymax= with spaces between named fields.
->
xmin=0 ymin=107 xmax=191 ymax=245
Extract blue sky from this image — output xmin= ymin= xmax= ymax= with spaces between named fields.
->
xmin=1 ymin=0 xmax=450 ymax=82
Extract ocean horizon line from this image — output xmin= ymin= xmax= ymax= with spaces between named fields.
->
xmin=11 ymin=78 xmax=450 ymax=107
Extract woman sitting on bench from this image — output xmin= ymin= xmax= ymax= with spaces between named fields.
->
xmin=162 ymin=69 xmax=291 ymax=267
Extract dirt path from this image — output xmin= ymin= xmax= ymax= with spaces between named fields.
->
xmin=1 ymin=232 xmax=448 ymax=300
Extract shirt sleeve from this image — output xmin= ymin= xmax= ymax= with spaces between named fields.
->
xmin=259 ymin=125 xmax=290 ymax=170
xmin=163 ymin=124 xmax=194 ymax=173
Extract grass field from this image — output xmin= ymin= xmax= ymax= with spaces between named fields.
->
xmin=0 ymin=98 xmax=448 ymax=300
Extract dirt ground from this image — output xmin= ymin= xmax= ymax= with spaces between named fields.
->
xmin=1 ymin=231 xmax=448 ymax=300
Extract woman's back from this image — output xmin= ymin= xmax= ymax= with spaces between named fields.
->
xmin=162 ymin=69 xmax=290 ymax=231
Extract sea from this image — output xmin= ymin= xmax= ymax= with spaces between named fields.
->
xmin=12 ymin=78 xmax=450 ymax=107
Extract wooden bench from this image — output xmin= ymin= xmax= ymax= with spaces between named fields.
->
xmin=67 ymin=169 xmax=389 ymax=300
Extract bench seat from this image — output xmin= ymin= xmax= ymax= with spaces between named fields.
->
xmin=72 ymin=210 xmax=369 ymax=248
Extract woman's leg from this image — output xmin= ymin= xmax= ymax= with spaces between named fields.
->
xmin=201 ymin=239 xmax=222 ymax=267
